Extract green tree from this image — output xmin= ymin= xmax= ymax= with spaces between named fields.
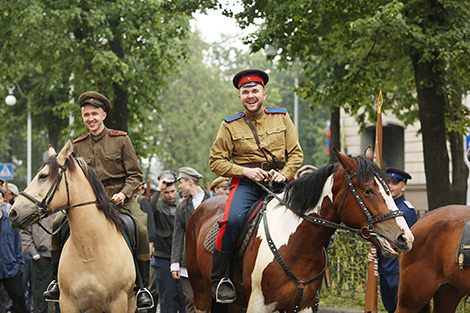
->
xmin=234 ymin=0 xmax=470 ymax=209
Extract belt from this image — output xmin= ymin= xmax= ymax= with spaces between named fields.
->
xmin=101 ymin=177 xmax=126 ymax=187
xmin=241 ymin=161 xmax=286 ymax=171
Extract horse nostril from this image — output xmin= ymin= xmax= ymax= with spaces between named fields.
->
xmin=9 ymin=210 xmax=17 ymax=219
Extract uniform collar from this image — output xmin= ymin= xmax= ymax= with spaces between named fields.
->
xmin=394 ymin=194 xmax=405 ymax=205
xmin=91 ymin=127 xmax=109 ymax=141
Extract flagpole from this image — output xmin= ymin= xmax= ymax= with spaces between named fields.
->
xmin=364 ymin=90 xmax=383 ymax=313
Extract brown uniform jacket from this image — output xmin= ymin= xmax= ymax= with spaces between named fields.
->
xmin=209 ymin=108 xmax=303 ymax=181
xmin=73 ymin=127 xmax=143 ymax=199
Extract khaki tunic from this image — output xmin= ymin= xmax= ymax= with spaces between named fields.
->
xmin=73 ymin=127 xmax=143 ymax=199
xmin=209 ymin=108 xmax=303 ymax=181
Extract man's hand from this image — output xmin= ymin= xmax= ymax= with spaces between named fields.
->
xmin=268 ymin=169 xmax=287 ymax=183
xmin=157 ymin=177 xmax=171 ymax=192
xmin=172 ymin=270 xmax=180 ymax=280
xmin=243 ymin=167 xmax=270 ymax=182
xmin=111 ymin=192 xmax=126 ymax=205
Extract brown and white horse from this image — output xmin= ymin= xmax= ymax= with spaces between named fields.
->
xmin=9 ymin=140 xmax=136 ymax=313
xmin=396 ymin=205 xmax=470 ymax=313
xmin=186 ymin=148 xmax=414 ymax=313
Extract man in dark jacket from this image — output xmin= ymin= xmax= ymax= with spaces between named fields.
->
xmin=150 ymin=170 xmax=185 ymax=313
xmin=171 ymin=167 xmax=210 ymax=313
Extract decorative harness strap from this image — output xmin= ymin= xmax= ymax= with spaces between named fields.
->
xmin=261 ymin=202 xmax=328 ymax=313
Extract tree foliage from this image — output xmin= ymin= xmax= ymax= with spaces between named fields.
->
xmin=234 ymin=0 xmax=470 ymax=209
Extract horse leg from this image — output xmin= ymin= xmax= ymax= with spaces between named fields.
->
xmin=432 ymin=284 xmax=465 ymax=313
xmin=59 ymin=297 xmax=80 ymax=313
xmin=395 ymin=264 xmax=439 ymax=313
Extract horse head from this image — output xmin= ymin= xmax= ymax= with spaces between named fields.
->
xmin=9 ymin=140 xmax=77 ymax=229
xmin=333 ymin=146 xmax=414 ymax=256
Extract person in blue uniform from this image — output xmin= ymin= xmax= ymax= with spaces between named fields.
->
xmin=369 ymin=167 xmax=418 ymax=313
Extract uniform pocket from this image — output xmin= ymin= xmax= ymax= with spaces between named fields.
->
xmin=266 ymin=125 xmax=286 ymax=147
xmin=103 ymin=152 xmax=124 ymax=174
xmin=232 ymin=132 xmax=255 ymax=154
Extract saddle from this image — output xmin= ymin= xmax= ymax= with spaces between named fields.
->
xmin=57 ymin=211 xmax=138 ymax=255
xmin=204 ymin=197 xmax=267 ymax=258
xmin=457 ymin=220 xmax=470 ymax=269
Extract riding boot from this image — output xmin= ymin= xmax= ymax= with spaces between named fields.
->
xmin=211 ymin=248 xmax=236 ymax=303
xmin=43 ymin=250 xmax=61 ymax=302
xmin=136 ymin=260 xmax=154 ymax=310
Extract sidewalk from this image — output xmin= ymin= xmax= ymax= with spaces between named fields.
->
xmin=318 ymin=306 xmax=363 ymax=313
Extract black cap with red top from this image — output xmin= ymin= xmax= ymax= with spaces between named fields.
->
xmin=232 ymin=69 xmax=269 ymax=89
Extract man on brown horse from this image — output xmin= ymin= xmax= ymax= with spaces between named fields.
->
xmin=44 ymin=91 xmax=153 ymax=310
xmin=209 ymin=69 xmax=303 ymax=303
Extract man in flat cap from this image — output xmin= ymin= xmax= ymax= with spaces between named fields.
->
xmin=368 ymin=167 xmax=418 ymax=313
xmin=149 ymin=170 xmax=185 ymax=313
xmin=45 ymin=91 xmax=153 ymax=309
xmin=209 ymin=69 xmax=303 ymax=302
xmin=210 ymin=177 xmax=230 ymax=196
xmin=171 ymin=167 xmax=209 ymax=313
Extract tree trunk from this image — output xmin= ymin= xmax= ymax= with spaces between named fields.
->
xmin=329 ymin=107 xmax=340 ymax=164
xmin=449 ymin=130 xmax=467 ymax=204
xmin=410 ymin=53 xmax=451 ymax=210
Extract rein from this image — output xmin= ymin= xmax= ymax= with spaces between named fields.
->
xmin=19 ymin=157 xmax=98 ymax=234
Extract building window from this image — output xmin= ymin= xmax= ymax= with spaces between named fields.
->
xmin=361 ymin=124 xmax=404 ymax=169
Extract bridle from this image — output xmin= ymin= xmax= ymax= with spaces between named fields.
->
xmin=19 ymin=157 xmax=97 ymax=233
xmin=256 ymin=167 xmax=403 ymax=313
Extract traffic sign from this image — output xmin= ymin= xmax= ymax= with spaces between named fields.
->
xmin=0 ymin=163 xmax=14 ymax=180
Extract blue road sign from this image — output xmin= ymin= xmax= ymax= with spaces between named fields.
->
xmin=0 ymin=163 xmax=14 ymax=180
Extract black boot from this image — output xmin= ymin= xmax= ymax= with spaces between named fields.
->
xmin=211 ymin=248 xmax=236 ymax=303
xmin=43 ymin=250 xmax=60 ymax=302
xmin=136 ymin=260 xmax=154 ymax=310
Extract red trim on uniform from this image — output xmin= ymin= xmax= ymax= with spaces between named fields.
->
xmin=248 ymin=200 xmax=264 ymax=222
xmin=238 ymin=75 xmax=264 ymax=88
xmin=216 ymin=177 xmax=240 ymax=250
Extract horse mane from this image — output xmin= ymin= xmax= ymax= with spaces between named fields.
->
xmin=283 ymin=155 xmax=387 ymax=216
xmin=45 ymin=154 xmax=124 ymax=233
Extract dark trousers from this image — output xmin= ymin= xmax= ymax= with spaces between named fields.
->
xmin=32 ymin=257 xmax=53 ymax=313
xmin=0 ymin=269 xmax=28 ymax=313
xmin=216 ymin=177 xmax=265 ymax=251
xmin=154 ymin=257 xmax=185 ymax=313
xmin=21 ymin=252 xmax=31 ymax=312
xmin=379 ymin=273 xmax=399 ymax=313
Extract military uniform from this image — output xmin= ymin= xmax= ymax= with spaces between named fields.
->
xmin=377 ymin=168 xmax=418 ymax=313
xmin=210 ymin=107 xmax=303 ymax=251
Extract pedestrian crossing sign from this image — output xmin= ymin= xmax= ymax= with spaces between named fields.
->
xmin=0 ymin=163 xmax=14 ymax=180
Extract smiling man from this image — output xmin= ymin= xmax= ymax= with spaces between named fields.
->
xmin=208 ymin=69 xmax=303 ymax=303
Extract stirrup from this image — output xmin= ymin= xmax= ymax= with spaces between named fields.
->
xmin=44 ymin=280 xmax=60 ymax=303
xmin=215 ymin=278 xmax=236 ymax=304
xmin=135 ymin=287 xmax=154 ymax=310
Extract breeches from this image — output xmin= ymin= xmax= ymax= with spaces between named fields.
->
xmin=215 ymin=177 xmax=265 ymax=251
xmin=51 ymin=199 xmax=150 ymax=260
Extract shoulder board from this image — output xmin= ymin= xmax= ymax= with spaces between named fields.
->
xmin=265 ymin=107 xmax=287 ymax=114
xmin=404 ymin=200 xmax=415 ymax=209
xmin=73 ymin=133 xmax=89 ymax=144
xmin=109 ymin=130 xmax=127 ymax=137
xmin=224 ymin=112 xmax=245 ymax=123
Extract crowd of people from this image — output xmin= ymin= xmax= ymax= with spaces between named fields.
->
xmin=0 ymin=69 xmax=417 ymax=313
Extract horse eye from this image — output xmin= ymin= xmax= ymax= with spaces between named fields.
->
xmin=364 ymin=188 xmax=374 ymax=196
xmin=39 ymin=173 xmax=48 ymax=180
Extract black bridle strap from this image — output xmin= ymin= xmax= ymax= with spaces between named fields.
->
xmin=262 ymin=206 xmax=328 ymax=313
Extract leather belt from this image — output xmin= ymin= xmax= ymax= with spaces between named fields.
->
xmin=242 ymin=161 xmax=285 ymax=171
xmin=101 ymin=177 xmax=126 ymax=186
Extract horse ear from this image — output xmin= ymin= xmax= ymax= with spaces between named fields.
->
xmin=56 ymin=140 xmax=74 ymax=165
xmin=333 ymin=147 xmax=356 ymax=172
xmin=364 ymin=145 xmax=374 ymax=161
xmin=48 ymin=145 xmax=56 ymax=157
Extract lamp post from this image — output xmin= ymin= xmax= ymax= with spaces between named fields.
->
xmin=5 ymin=84 xmax=32 ymax=183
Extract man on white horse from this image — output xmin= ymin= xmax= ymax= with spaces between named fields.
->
xmin=44 ymin=91 xmax=153 ymax=310
xmin=209 ymin=69 xmax=303 ymax=303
